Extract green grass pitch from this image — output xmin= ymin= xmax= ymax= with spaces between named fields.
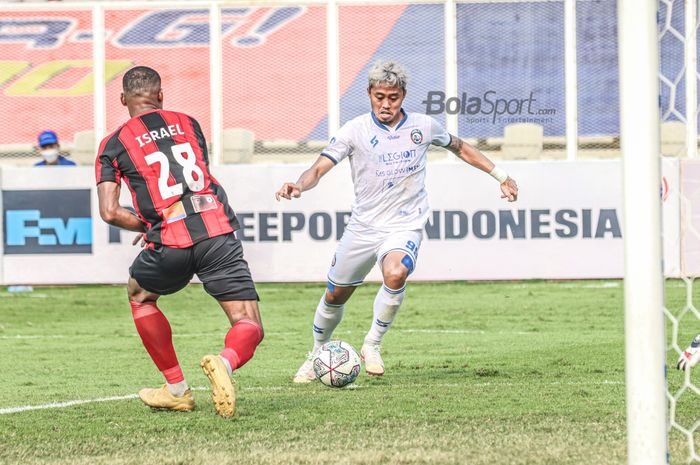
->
xmin=0 ymin=281 xmax=696 ymax=465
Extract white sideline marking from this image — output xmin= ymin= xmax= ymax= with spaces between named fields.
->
xmin=0 ymin=386 xmax=209 ymax=415
xmin=0 ymin=381 xmax=623 ymax=415
xmin=0 ymin=394 xmax=138 ymax=414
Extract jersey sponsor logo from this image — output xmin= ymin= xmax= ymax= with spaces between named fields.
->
xmin=163 ymin=201 xmax=186 ymax=224
xmin=387 ymin=134 xmax=400 ymax=140
xmin=378 ymin=149 xmax=417 ymax=165
xmin=370 ymin=135 xmax=379 ymax=148
xmin=3 ymin=189 xmax=92 ymax=254
xmin=376 ymin=163 xmax=420 ymax=178
xmin=410 ymin=129 xmax=423 ymax=144
xmin=191 ymin=194 xmax=217 ymax=213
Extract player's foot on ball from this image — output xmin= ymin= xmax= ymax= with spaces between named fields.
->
xmin=293 ymin=351 xmax=317 ymax=384
xmin=138 ymin=384 xmax=195 ymax=412
xmin=361 ymin=343 xmax=385 ymax=376
xmin=200 ymin=354 xmax=236 ymax=418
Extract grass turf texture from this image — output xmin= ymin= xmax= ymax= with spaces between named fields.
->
xmin=0 ymin=281 xmax=695 ymax=465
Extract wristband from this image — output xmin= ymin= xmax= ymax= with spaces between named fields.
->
xmin=489 ymin=166 xmax=508 ymax=184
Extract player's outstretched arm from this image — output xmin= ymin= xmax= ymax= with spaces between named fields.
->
xmin=447 ymin=134 xmax=518 ymax=202
xmin=97 ymin=181 xmax=147 ymax=232
xmin=275 ymin=155 xmax=336 ymax=201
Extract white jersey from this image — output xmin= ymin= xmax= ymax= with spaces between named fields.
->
xmin=321 ymin=110 xmax=451 ymax=231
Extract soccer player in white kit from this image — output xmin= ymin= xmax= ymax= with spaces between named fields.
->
xmin=275 ymin=61 xmax=519 ymax=382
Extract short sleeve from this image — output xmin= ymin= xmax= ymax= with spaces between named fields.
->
xmin=95 ymin=131 xmax=124 ymax=185
xmin=321 ymin=122 xmax=354 ymax=164
xmin=430 ymin=117 xmax=451 ymax=147
xmin=189 ymin=116 xmax=210 ymax=166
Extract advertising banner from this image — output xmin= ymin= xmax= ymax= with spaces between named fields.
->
xmin=0 ymin=160 xmax=684 ymax=284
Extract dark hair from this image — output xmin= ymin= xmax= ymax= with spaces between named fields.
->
xmin=122 ymin=66 xmax=161 ymax=96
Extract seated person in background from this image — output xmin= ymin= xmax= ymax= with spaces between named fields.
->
xmin=34 ymin=130 xmax=76 ymax=166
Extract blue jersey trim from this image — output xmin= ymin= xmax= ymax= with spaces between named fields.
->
xmin=395 ymin=109 xmax=408 ymax=130
xmin=382 ymin=284 xmax=406 ymax=294
xmin=441 ymin=133 xmax=453 ymax=148
xmin=370 ymin=111 xmax=390 ymax=131
xmin=327 ymin=276 xmax=364 ymax=287
xmin=320 ymin=152 xmax=338 ymax=164
xmin=370 ymin=109 xmax=408 ymax=132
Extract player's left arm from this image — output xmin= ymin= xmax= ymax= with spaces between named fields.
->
xmin=97 ymin=182 xmax=147 ymax=233
xmin=446 ymin=134 xmax=518 ymax=202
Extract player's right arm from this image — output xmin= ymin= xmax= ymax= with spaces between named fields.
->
xmin=95 ymin=130 xmax=146 ymax=233
xmin=276 ymin=123 xmax=354 ymax=201
xmin=275 ymin=155 xmax=336 ymax=200
xmin=97 ymin=181 xmax=146 ymax=233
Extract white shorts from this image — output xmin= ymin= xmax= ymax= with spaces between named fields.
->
xmin=327 ymin=227 xmax=423 ymax=287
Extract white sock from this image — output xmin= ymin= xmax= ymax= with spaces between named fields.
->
xmin=167 ymin=380 xmax=189 ymax=397
xmin=312 ymin=295 xmax=344 ymax=350
xmin=220 ymin=355 xmax=233 ymax=376
xmin=364 ymin=284 xmax=405 ymax=345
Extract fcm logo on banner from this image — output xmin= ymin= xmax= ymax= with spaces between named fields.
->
xmin=3 ymin=190 xmax=92 ymax=254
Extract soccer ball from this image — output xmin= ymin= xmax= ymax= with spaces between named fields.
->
xmin=313 ymin=340 xmax=361 ymax=388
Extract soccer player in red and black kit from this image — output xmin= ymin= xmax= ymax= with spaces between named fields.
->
xmin=95 ymin=66 xmax=263 ymax=418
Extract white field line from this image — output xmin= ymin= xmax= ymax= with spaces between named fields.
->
xmin=0 ymin=380 xmax=624 ymax=415
xmin=0 ymin=328 xmax=537 ymax=340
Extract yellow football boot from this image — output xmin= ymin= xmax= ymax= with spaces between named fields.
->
xmin=138 ymin=384 xmax=195 ymax=412
xmin=200 ymin=355 xmax=236 ymax=418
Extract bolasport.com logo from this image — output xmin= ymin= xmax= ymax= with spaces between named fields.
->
xmin=422 ymin=90 xmax=557 ymax=125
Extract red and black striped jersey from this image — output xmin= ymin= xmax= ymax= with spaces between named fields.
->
xmin=95 ymin=109 xmax=239 ymax=248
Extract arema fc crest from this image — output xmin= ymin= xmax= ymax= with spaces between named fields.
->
xmin=411 ymin=129 xmax=423 ymax=144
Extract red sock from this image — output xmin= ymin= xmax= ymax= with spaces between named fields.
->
xmin=219 ymin=319 xmax=263 ymax=371
xmin=130 ymin=301 xmax=184 ymax=384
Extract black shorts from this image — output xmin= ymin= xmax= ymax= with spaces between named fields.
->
xmin=129 ymin=233 xmax=259 ymax=301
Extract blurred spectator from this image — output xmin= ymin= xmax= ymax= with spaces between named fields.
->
xmin=35 ymin=130 xmax=76 ymax=166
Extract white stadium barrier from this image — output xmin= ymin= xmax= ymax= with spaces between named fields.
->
xmin=0 ymin=159 xmax=690 ymax=284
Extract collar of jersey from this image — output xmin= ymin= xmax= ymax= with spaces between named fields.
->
xmin=371 ymin=108 xmax=408 ymax=132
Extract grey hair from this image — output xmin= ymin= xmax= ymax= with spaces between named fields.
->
xmin=367 ymin=60 xmax=408 ymax=91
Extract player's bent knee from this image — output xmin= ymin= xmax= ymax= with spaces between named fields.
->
xmin=127 ymin=278 xmax=158 ymax=303
xmin=383 ymin=266 xmax=408 ymax=289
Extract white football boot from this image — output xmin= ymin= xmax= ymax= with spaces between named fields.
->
xmin=361 ymin=343 xmax=385 ymax=376
xmin=293 ymin=351 xmax=317 ymax=384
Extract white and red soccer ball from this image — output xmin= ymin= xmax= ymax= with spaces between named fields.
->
xmin=313 ymin=340 xmax=361 ymax=388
